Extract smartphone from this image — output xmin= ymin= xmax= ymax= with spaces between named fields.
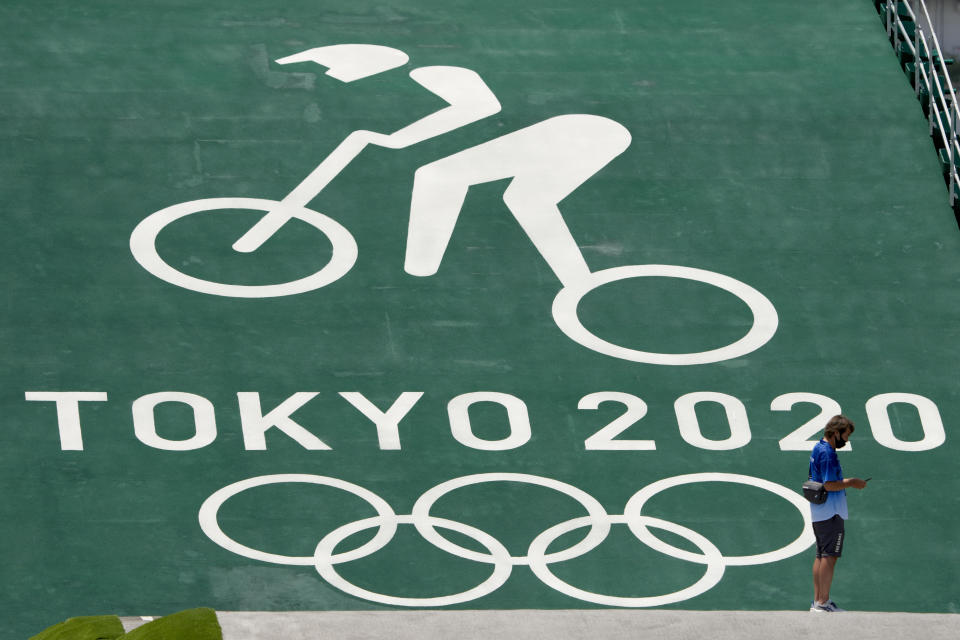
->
xmin=865 ymin=477 xmax=872 ymax=482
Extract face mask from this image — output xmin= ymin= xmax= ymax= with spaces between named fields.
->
xmin=835 ymin=432 xmax=848 ymax=448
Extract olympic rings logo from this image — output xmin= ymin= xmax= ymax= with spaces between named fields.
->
xmin=199 ymin=472 xmax=814 ymax=607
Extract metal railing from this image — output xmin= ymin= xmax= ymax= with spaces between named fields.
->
xmin=882 ymin=0 xmax=960 ymax=209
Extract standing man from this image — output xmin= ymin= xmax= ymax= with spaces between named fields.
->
xmin=809 ymin=415 xmax=868 ymax=612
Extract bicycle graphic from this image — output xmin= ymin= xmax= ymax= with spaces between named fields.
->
xmin=130 ymin=44 xmax=778 ymax=365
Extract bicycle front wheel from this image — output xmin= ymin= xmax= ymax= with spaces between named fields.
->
xmin=129 ymin=197 xmax=357 ymax=298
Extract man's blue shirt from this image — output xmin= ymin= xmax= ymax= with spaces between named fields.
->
xmin=809 ymin=438 xmax=848 ymax=521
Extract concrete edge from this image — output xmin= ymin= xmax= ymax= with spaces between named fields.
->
xmin=120 ymin=609 xmax=960 ymax=639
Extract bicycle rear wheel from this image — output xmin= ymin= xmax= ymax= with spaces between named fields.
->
xmin=551 ymin=264 xmax=778 ymax=365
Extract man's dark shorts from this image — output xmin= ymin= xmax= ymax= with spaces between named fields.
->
xmin=812 ymin=514 xmax=845 ymax=558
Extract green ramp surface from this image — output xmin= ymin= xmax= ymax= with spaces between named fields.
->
xmin=2 ymin=1 xmax=959 ymax=637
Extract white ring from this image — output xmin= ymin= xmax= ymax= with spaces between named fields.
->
xmin=315 ymin=514 xmax=513 ymax=607
xmin=411 ymin=473 xmax=610 ymax=566
xmin=528 ymin=515 xmax=725 ymax=607
xmin=198 ymin=474 xmax=396 ymax=566
xmin=130 ymin=197 xmax=358 ymax=297
xmin=551 ymin=265 xmax=778 ymax=365
xmin=623 ymin=473 xmax=814 ymax=566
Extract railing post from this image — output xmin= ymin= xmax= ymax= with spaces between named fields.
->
xmin=915 ymin=25 xmax=922 ymax=95
xmin=952 ymin=111 xmax=958 ymax=165
xmin=896 ymin=5 xmax=903 ymax=52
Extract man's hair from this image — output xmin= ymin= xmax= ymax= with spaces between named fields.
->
xmin=824 ymin=415 xmax=855 ymax=438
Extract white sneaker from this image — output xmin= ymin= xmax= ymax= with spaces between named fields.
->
xmin=819 ymin=600 xmax=846 ymax=612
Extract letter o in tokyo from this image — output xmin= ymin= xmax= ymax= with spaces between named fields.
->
xmin=448 ymin=392 xmax=531 ymax=451
xmin=132 ymin=392 xmax=217 ymax=450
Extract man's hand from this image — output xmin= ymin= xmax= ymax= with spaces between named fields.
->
xmin=848 ymin=478 xmax=868 ymax=489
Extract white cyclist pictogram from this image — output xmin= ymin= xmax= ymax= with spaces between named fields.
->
xmin=198 ymin=472 xmax=815 ymax=607
xmin=130 ymin=43 xmax=778 ymax=365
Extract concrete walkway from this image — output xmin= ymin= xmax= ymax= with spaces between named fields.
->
xmin=121 ymin=609 xmax=959 ymax=639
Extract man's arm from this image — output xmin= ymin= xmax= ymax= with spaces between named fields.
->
xmin=364 ymin=66 xmax=501 ymax=149
xmin=824 ymin=478 xmax=868 ymax=491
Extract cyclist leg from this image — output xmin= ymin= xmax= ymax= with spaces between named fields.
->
xmin=404 ymin=114 xmax=631 ymax=282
